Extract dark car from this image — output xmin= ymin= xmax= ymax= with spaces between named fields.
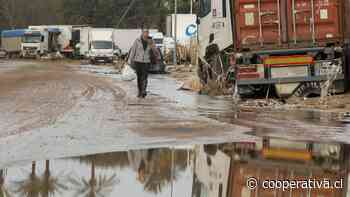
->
xmin=148 ymin=47 xmax=167 ymax=74
xmin=0 ymin=49 xmax=7 ymax=58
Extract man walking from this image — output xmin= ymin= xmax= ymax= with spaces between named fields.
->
xmin=128 ymin=29 xmax=152 ymax=98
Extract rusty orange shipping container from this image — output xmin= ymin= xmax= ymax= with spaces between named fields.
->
xmin=234 ymin=0 xmax=350 ymax=51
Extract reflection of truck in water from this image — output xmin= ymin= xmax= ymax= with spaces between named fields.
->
xmin=88 ymin=28 xmax=115 ymax=63
xmin=22 ymin=27 xmax=61 ymax=58
xmin=192 ymin=139 xmax=349 ymax=197
xmin=197 ymin=0 xmax=350 ymax=98
xmin=228 ymin=138 xmax=348 ymax=197
xmin=0 ymin=29 xmax=26 ymax=58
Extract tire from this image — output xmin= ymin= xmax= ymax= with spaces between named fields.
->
xmin=293 ymin=82 xmax=322 ymax=98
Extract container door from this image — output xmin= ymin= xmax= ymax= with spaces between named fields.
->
xmin=313 ymin=0 xmax=341 ymax=43
xmin=288 ymin=0 xmax=315 ymax=44
xmin=287 ymin=0 xmax=341 ymax=45
xmin=235 ymin=0 xmax=282 ymax=49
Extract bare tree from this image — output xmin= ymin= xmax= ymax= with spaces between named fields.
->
xmin=0 ymin=0 xmax=16 ymax=28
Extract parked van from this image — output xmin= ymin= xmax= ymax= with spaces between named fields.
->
xmin=87 ymin=28 xmax=115 ymax=63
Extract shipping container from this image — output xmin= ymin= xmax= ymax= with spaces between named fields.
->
xmin=166 ymin=14 xmax=197 ymax=46
xmin=113 ymin=29 xmax=158 ymax=55
xmin=197 ymin=0 xmax=350 ymax=98
xmin=235 ymin=0 xmax=345 ymax=50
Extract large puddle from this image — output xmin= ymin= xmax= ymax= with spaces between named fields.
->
xmin=2 ymin=138 xmax=350 ymax=197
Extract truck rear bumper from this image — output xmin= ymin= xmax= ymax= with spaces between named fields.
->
xmin=238 ymin=74 xmax=345 ymax=85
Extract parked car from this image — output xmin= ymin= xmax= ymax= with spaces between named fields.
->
xmin=0 ymin=49 xmax=7 ymax=58
xmin=149 ymin=47 xmax=167 ymax=74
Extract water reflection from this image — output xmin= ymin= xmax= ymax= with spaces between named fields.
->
xmin=193 ymin=138 xmax=348 ymax=197
xmin=69 ymin=155 xmax=119 ymax=197
xmin=1 ymin=138 xmax=349 ymax=197
xmin=13 ymin=162 xmax=41 ymax=197
xmin=1 ymin=169 xmax=11 ymax=197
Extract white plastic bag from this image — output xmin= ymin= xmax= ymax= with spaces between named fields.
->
xmin=121 ymin=64 xmax=137 ymax=81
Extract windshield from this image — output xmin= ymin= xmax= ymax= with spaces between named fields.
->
xmin=154 ymin=39 xmax=163 ymax=45
xmin=92 ymin=41 xmax=113 ymax=49
xmin=23 ymin=35 xmax=42 ymax=43
xmin=199 ymin=0 xmax=211 ymax=17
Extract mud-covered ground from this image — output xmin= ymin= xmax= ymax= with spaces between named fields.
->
xmin=1 ymin=60 xmax=350 ymax=167
xmin=0 ymin=60 xmax=253 ymax=168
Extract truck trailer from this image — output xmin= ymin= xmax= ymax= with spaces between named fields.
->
xmin=1 ymin=29 xmax=27 ymax=58
xmin=198 ymin=0 xmax=350 ymax=98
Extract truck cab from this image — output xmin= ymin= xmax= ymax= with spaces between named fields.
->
xmin=22 ymin=28 xmax=61 ymax=58
xmin=89 ymin=40 xmax=114 ymax=63
xmin=21 ymin=30 xmax=44 ymax=58
xmin=197 ymin=0 xmax=233 ymax=58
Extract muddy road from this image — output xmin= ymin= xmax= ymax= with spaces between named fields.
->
xmin=0 ymin=62 xmax=124 ymax=137
xmin=0 ymin=60 xmax=252 ymax=168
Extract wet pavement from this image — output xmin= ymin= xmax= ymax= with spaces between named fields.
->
xmin=1 ymin=60 xmax=350 ymax=196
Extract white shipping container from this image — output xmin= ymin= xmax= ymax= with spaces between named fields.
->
xmin=90 ymin=28 xmax=114 ymax=41
xmin=113 ymin=29 xmax=158 ymax=55
xmin=169 ymin=14 xmax=197 ymax=45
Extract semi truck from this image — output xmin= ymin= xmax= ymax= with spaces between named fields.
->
xmin=21 ymin=27 xmax=61 ymax=58
xmin=0 ymin=29 xmax=27 ymax=58
xmin=29 ymin=25 xmax=85 ymax=58
xmin=198 ymin=0 xmax=350 ymax=98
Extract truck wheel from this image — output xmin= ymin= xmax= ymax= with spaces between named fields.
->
xmin=293 ymin=82 xmax=322 ymax=98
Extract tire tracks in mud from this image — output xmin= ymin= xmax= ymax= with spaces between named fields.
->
xmin=0 ymin=63 xmax=127 ymax=137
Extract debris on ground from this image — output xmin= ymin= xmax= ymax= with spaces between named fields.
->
xmin=178 ymin=76 xmax=202 ymax=92
xmin=168 ymin=64 xmax=205 ymax=93
xmin=79 ymin=64 xmax=121 ymax=75
xmin=239 ymin=99 xmax=296 ymax=110
xmin=164 ymin=39 xmax=198 ymax=65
